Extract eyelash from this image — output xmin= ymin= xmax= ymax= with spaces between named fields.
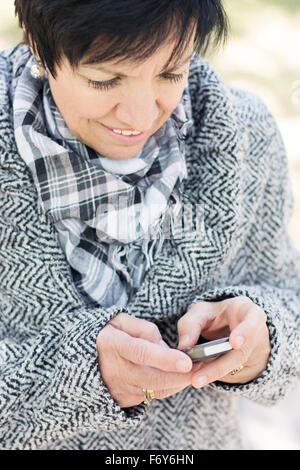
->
xmin=87 ymin=73 xmax=185 ymax=91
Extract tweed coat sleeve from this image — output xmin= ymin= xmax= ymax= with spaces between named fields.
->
xmin=187 ymin=90 xmax=300 ymax=406
xmin=0 ymin=199 xmax=145 ymax=450
xmin=0 ymin=51 xmax=147 ymax=450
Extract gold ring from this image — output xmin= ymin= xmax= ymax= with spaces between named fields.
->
xmin=142 ymin=389 xmax=155 ymax=405
xmin=230 ymin=365 xmax=244 ymax=376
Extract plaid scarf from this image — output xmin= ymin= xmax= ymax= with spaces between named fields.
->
xmin=13 ymin=54 xmax=193 ymax=308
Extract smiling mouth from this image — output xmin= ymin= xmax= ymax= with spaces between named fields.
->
xmin=99 ymin=122 xmax=144 ymax=136
xmin=98 ymin=122 xmax=149 ymax=144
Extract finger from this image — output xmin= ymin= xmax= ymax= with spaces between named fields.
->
xmin=112 ymin=326 xmax=193 ymax=373
xmin=130 ymin=358 xmax=204 ymax=392
xmin=110 ymin=313 xmax=163 ymax=343
xmin=198 ymin=296 xmax=254 ymax=339
xmin=137 ymin=383 xmax=190 ymax=403
xmin=177 ymin=301 xmax=223 ymax=350
xmin=191 ymin=308 xmax=266 ymax=388
xmin=191 ymin=347 xmax=250 ymax=388
xmin=132 ymin=363 xmax=194 ymax=391
xmin=196 ymin=299 xmax=267 ymax=350
xmin=118 ymin=382 xmax=190 ymax=408
xmin=115 ymin=357 xmax=193 ymax=393
xmin=229 ymin=304 xmax=267 ymax=350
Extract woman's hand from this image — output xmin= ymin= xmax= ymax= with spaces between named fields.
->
xmin=177 ymin=296 xmax=271 ymax=388
xmin=96 ymin=313 xmax=195 ymax=408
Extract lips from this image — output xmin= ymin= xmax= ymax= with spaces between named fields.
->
xmin=102 ymin=123 xmax=140 ymax=132
xmin=98 ymin=122 xmax=148 ymax=145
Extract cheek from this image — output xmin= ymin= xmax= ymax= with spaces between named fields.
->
xmin=159 ymin=84 xmax=188 ymax=116
xmin=51 ymin=79 xmax=114 ymax=122
xmin=73 ymin=88 xmax=114 ymax=120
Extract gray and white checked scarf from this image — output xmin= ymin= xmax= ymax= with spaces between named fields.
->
xmin=13 ymin=54 xmax=193 ymax=308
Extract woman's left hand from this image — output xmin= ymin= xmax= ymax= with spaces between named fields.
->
xmin=177 ymin=296 xmax=271 ymax=388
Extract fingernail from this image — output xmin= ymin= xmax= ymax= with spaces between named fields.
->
xmin=195 ymin=375 xmax=207 ymax=388
xmin=234 ymin=336 xmax=244 ymax=349
xmin=178 ymin=334 xmax=190 ymax=349
xmin=176 ymin=359 xmax=191 ymax=372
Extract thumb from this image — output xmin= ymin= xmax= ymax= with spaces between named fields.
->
xmin=177 ymin=301 xmax=220 ymax=350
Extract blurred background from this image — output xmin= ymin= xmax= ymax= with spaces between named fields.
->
xmin=1 ymin=0 xmax=299 ymax=450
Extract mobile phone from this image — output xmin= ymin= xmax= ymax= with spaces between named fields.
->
xmin=182 ymin=337 xmax=232 ymax=362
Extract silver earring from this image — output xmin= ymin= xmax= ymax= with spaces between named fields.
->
xmin=30 ymin=61 xmax=45 ymax=79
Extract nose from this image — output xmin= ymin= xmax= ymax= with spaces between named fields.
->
xmin=115 ymin=85 xmax=160 ymax=132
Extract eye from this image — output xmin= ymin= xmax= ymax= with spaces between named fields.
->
xmin=87 ymin=77 xmax=120 ymax=91
xmin=87 ymin=72 xmax=185 ymax=92
xmin=161 ymin=72 xmax=185 ymax=84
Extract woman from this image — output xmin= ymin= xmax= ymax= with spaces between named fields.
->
xmin=0 ymin=0 xmax=299 ymax=450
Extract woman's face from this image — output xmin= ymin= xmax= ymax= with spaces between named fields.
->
xmin=48 ymin=37 xmax=195 ymax=160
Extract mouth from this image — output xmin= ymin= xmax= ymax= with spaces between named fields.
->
xmin=98 ymin=122 xmax=149 ymax=145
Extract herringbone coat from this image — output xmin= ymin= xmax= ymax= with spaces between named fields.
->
xmin=0 ymin=45 xmax=299 ymax=450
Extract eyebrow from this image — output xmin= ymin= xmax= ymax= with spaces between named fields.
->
xmin=81 ymin=53 xmax=193 ymax=76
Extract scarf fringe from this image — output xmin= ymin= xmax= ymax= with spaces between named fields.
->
xmin=110 ymin=192 xmax=182 ymax=291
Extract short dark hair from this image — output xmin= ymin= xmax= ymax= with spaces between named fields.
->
xmin=15 ymin=0 xmax=228 ymax=78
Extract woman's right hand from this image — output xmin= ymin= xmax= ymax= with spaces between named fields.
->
xmin=96 ymin=313 xmax=195 ymax=408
